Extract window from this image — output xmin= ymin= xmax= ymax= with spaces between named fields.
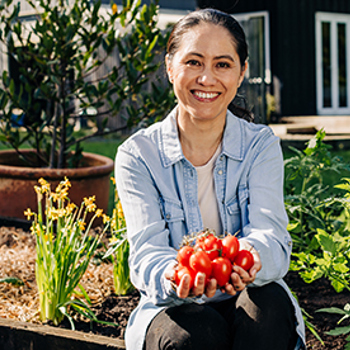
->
xmin=316 ymin=12 xmax=350 ymax=115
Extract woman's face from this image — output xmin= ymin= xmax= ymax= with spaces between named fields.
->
xmin=166 ymin=22 xmax=247 ymax=125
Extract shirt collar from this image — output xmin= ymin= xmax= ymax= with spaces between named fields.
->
xmin=159 ymin=107 xmax=244 ymax=168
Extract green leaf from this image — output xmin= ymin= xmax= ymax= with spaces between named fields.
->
xmin=331 ymin=279 xmax=345 ymax=293
xmin=317 ymin=307 xmax=350 ymax=315
xmin=0 ymin=277 xmax=24 ymax=286
xmin=333 ymin=263 xmax=349 ymax=274
xmin=315 ymin=229 xmax=337 ymax=255
xmin=326 ymin=326 xmax=350 ymax=336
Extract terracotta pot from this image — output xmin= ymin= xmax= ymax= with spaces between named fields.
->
xmin=0 ymin=150 xmax=114 ymax=221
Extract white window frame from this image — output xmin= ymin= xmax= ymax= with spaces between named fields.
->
xmin=316 ymin=12 xmax=350 ymax=115
xmin=234 ymin=11 xmax=271 ymax=85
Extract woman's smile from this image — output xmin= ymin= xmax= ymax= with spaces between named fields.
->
xmin=192 ymin=90 xmax=221 ymax=102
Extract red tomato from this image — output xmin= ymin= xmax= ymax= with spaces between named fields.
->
xmin=221 ymin=235 xmax=240 ymax=262
xmin=174 ymin=265 xmax=196 ymax=289
xmin=234 ymin=250 xmax=254 ymax=271
xmin=194 ymin=240 xmax=205 ymax=252
xmin=189 ymin=251 xmax=212 ymax=277
xmin=203 ymin=235 xmax=222 ymax=260
xmin=177 ymin=246 xmax=194 ymax=267
xmin=210 ymin=257 xmax=232 ymax=287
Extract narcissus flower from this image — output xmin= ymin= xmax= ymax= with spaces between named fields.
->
xmin=112 ymin=3 xmax=118 ymax=15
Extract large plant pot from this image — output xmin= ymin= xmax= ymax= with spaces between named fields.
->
xmin=0 ymin=150 xmax=114 ymax=221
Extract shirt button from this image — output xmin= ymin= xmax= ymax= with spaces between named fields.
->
xmin=288 ymin=241 xmax=292 ymax=246
xmin=220 ymin=156 xmax=224 ymax=161
xmin=218 ymin=170 xmax=223 ymax=175
xmin=166 ymin=213 xmax=171 ymax=220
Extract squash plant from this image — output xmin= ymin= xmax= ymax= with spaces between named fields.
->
xmin=0 ymin=0 xmax=174 ymax=168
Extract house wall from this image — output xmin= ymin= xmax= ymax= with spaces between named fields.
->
xmin=233 ymin=0 xmax=350 ymax=117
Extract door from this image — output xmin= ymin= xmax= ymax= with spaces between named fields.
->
xmin=316 ymin=12 xmax=350 ymax=115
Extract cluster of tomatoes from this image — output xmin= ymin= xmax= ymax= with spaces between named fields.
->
xmin=175 ymin=232 xmax=254 ymax=290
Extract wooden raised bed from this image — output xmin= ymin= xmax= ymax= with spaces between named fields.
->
xmin=0 ymin=317 xmax=126 ymax=350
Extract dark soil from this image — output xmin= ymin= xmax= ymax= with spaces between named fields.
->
xmin=284 ymin=271 xmax=349 ymax=350
xmin=1 ymin=221 xmax=349 ymax=349
xmin=54 ymin=271 xmax=349 ymax=350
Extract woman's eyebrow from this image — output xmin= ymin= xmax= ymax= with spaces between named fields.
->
xmin=186 ymin=52 xmax=235 ymax=62
xmin=214 ymin=55 xmax=235 ymax=62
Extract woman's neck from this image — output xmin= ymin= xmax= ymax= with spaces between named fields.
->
xmin=177 ymin=114 xmax=225 ymax=167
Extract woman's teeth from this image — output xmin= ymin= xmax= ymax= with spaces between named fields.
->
xmin=193 ymin=91 xmax=219 ymax=99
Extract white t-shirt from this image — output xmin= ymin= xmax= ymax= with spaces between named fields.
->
xmin=195 ymin=144 xmax=222 ymax=235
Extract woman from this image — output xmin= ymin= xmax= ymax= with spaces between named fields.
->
xmin=115 ymin=8 xmax=306 ymax=350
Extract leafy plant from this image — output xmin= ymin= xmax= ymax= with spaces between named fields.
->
xmin=284 ymin=129 xmax=350 ymax=252
xmin=290 ymin=228 xmax=350 ymax=292
xmin=103 ymin=177 xmax=134 ymax=295
xmin=25 ymin=177 xmax=112 ymax=328
xmin=0 ymin=0 xmax=174 ymax=168
xmin=317 ymin=304 xmax=350 ymax=350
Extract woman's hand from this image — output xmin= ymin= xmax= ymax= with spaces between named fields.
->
xmin=165 ymin=267 xmax=217 ymax=299
xmin=222 ymin=242 xmax=261 ymax=295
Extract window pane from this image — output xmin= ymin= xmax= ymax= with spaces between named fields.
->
xmin=338 ymin=23 xmax=347 ymax=107
xmin=322 ymin=22 xmax=332 ymax=108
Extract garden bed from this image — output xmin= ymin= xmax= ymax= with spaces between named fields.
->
xmin=0 ymin=225 xmax=349 ymax=350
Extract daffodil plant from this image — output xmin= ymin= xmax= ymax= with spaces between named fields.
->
xmin=103 ymin=178 xmax=134 ymax=295
xmin=25 ymin=177 xmax=111 ymax=328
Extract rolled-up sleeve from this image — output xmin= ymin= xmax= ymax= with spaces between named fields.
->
xmin=115 ymin=144 xmax=184 ymax=306
xmin=240 ymin=131 xmax=292 ymax=286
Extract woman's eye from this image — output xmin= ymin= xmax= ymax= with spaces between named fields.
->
xmin=217 ymin=62 xmax=230 ymax=68
xmin=187 ymin=60 xmax=200 ymax=66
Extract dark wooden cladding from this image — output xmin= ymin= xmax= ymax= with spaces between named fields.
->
xmin=232 ymin=0 xmax=350 ymax=116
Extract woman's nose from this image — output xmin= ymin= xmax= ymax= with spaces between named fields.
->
xmin=197 ymin=67 xmax=217 ymax=85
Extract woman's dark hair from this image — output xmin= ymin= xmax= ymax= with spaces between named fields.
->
xmin=167 ymin=8 xmax=253 ymax=122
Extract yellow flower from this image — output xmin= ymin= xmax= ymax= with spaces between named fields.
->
xmin=117 ymin=200 xmax=124 ymax=218
xmin=78 ymin=220 xmax=86 ymax=231
xmin=60 ymin=188 xmax=69 ymax=200
xmin=38 ymin=178 xmax=50 ymax=193
xmin=62 ymin=177 xmax=71 ymax=188
xmin=51 ymin=192 xmax=60 ymax=202
xmin=112 ymin=3 xmax=118 ymax=15
xmin=24 ymin=208 xmax=34 ymax=220
xmin=47 ymin=207 xmax=59 ymax=220
xmin=30 ymin=223 xmax=42 ymax=235
xmin=96 ymin=209 xmax=103 ymax=217
xmin=102 ymin=214 xmax=110 ymax=224
xmin=84 ymin=196 xmax=96 ymax=212
xmin=34 ymin=186 xmax=43 ymax=202
xmin=66 ymin=203 xmax=76 ymax=215
xmin=56 ymin=208 xmax=65 ymax=218
xmin=111 ymin=177 xmax=116 ymax=185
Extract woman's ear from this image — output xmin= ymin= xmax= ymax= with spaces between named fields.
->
xmin=238 ymin=61 xmax=248 ymax=87
xmin=165 ymin=54 xmax=173 ymax=83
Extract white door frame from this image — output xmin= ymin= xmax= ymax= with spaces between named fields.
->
xmin=316 ymin=12 xmax=350 ymax=115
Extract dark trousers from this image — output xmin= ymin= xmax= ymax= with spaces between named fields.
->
xmin=144 ymin=282 xmax=299 ymax=350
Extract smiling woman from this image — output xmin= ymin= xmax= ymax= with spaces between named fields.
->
xmin=115 ymin=8 xmax=305 ymax=350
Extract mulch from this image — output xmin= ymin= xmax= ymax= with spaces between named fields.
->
xmin=0 ymin=225 xmax=349 ymax=349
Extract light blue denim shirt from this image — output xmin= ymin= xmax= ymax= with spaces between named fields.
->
xmin=115 ymin=107 xmax=306 ymax=350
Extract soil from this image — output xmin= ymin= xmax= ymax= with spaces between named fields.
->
xmin=0 ymin=225 xmax=349 ymax=349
